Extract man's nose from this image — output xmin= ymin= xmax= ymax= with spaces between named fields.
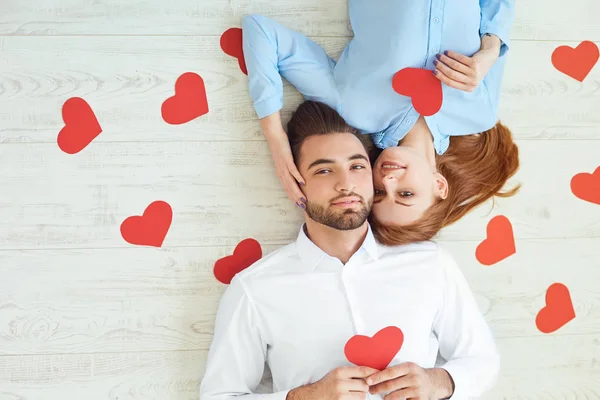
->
xmin=336 ymin=173 xmax=355 ymax=192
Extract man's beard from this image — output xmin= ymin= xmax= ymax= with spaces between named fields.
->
xmin=304 ymin=198 xmax=372 ymax=231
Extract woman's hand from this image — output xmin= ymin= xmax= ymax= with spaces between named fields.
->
xmin=433 ymin=34 xmax=502 ymax=92
xmin=266 ymin=131 xmax=308 ymax=210
xmin=260 ymin=112 xmax=308 ymax=210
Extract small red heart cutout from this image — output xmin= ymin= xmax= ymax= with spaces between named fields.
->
xmin=551 ymin=41 xmax=599 ymax=82
xmin=536 ymin=283 xmax=575 ymax=334
xmin=570 ymin=166 xmax=600 ymax=205
xmin=476 ymin=215 xmax=516 ymax=265
xmin=57 ymin=97 xmax=103 ymax=154
xmin=161 ymin=72 xmax=209 ymax=125
xmin=220 ymin=27 xmax=248 ymax=75
xmin=392 ymin=68 xmax=443 ymax=116
xmin=120 ymin=201 xmax=172 ymax=247
xmin=214 ymin=238 xmax=262 ymax=284
xmin=344 ymin=326 xmax=404 ymax=371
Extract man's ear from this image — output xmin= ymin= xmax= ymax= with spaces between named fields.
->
xmin=434 ymin=172 xmax=449 ymax=200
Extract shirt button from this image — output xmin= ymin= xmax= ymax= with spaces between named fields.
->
xmin=434 ymin=17 xmax=440 ymax=23
xmin=406 ymin=119 xmax=412 ymax=124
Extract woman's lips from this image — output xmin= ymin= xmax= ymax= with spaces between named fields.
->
xmin=380 ymin=161 xmax=407 ymax=169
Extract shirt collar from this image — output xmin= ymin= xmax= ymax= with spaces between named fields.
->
xmin=295 ymin=223 xmax=379 ymax=271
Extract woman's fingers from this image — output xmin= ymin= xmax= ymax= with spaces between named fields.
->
xmin=433 ymin=68 xmax=477 ymax=92
xmin=285 ymin=164 xmax=306 ymax=208
xmin=433 ymin=59 xmax=473 ymax=85
xmin=288 ymin=163 xmax=306 ymax=187
xmin=435 ymin=52 xmax=473 ymax=76
xmin=443 ymin=50 xmax=475 ymax=68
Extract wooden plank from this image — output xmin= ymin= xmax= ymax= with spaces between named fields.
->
xmin=1 ymin=238 xmax=598 ymax=355
xmin=0 ymin=139 xmax=599 ymax=250
xmin=0 ymin=333 xmax=598 ymax=399
xmin=1 ymin=37 xmax=600 ymax=144
xmin=1 ymin=0 xmax=598 ymax=41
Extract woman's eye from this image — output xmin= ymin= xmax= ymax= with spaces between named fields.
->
xmin=400 ymin=191 xmax=414 ymax=197
xmin=375 ymin=189 xmax=385 ymax=195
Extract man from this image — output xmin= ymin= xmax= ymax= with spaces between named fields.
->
xmin=199 ymin=101 xmax=500 ymax=400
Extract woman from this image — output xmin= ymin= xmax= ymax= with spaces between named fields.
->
xmin=241 ymin=0 xmax=520 ymax=245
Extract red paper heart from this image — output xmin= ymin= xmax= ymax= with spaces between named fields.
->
xmin=344 ymin=326 xmax=404 ymax=371
xmin=161 ymin=72 xmax=209 ymax=125
xmin=57 ymin=97 xmax=103 ymax=154
xmin=392 ymin=68 xmax=443 ymax=116
xmin=214 ymin=238 xmax=262 ymax=284
xmin=551 ymin=41 xmax=599 ymax=82
xmin=220 ymin=27 xmax=248 ymax=75
xmin=475 ymin=215 xmax=516 ymax=265
xmin=536 ymin=283 xmax=575 ymax=334
xmin=570 ymin=166 xmax=600 ymax=205
xmin=120 ymin=201 xmax=173 ymax=247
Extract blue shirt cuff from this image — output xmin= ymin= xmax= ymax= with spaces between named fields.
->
xmin=253 ymin=95 xmax=283 ymax=120
xmin=480 ymin=22 xmax=511 ymax=57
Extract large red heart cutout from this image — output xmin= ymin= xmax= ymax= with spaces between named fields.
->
xmin=535 ymin=283 xmax=576 ymax=334
xmin=214 ymin=238 xmax=262 ymax=284
xmin=551 ymin=41 xmax=599 ymax=82
xmin=161 ymin=72 xmax=209 ymax=125
xmin=120 ymin=201 xmax=173 ymax=247
xmin=220 ymin=27 xmax=248 ymax=75
xmin=344 ymin=326 xmax=404 ymax=371
xmin=570 ymin=166 xmax=600 ymax=205
xmin=57 ymin=97 xmax=103 ymax=154
xmin=475 ymin=215 xmax=516 ymax=266
xmin=392 ymin=68 xmax=443 ymax=116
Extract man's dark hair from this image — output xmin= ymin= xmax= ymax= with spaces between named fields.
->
xmin=286 ymin=100 xmax=377 ymax=166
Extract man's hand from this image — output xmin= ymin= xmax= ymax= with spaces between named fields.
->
xmin=365 ymin=362 xmax=454 ymax=400
xmin=433 ymin=34 xmax=502 ymax=93
xmin=287 ymin=365 xmax=380 ymax=400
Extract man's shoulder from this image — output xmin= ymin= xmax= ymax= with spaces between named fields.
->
xmin=234 ymin=241 xmax=299 ymax=281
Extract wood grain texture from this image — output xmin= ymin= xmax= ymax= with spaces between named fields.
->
xmin=1 ymin=37 xmax=600 ymax=144
xmin=1 ymin=0 xmax=598 ymax=41
xmin=1 ymin=140 xmax=599 ymax=250
xmin=0 ymin=239 xmax=597 ymax=356
xmin=1 ymin=0 xmax=599 ymax=398
xmin=0 ymin=333 xmax=598 ymax=400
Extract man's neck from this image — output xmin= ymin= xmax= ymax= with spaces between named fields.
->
xmin=303 ymin=220 xmax=369 ymax=265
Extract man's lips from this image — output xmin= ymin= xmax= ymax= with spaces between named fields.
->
xmin=332 ymin=197 xmax=361 ymax=205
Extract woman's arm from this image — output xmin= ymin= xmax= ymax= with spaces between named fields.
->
xmin=242 ymin=14 xmax=339 ymax=123
xmin=242 ymin=14 xmax=340 ymax=207
xmin=433 ymin=33 xmax=503 ymax=93
xmin=479 ymin=0 xmax=516 ymax=57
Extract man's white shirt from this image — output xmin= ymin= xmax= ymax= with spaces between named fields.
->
xmin=200 ymin=224 xmax=500 ymax=400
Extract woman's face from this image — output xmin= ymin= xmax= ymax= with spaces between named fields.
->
xmin=371 ymin=146 xmax=448 ymax=226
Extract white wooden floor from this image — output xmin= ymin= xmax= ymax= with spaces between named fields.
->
xmin=1 ymin=1 xmax=600 ymax=399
